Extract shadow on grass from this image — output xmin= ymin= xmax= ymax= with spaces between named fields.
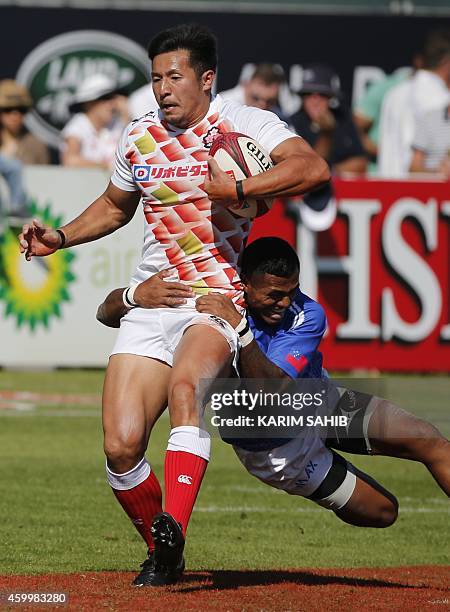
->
xmin=174 ymin=569 xmax=419 ymax=593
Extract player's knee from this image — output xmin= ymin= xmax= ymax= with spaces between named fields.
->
xmin=104 ymin=433 xmax=146 ymax=473
xmin=169 ymin=380 xmax=197 ymax=421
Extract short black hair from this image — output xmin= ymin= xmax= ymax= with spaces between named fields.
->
xmin=241 ymin=238 xmax=300 ymax=279
xmin=148 ymin=23 xmax=218 ymax=77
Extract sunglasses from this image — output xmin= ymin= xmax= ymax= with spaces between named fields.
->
xmin=1 ymin=107 xmax=29 ymax=114
xmin=248 ymin=93 xmax=278 ymax=107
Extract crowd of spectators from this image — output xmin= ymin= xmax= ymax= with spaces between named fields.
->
xmin=0 ymin=26 xmax=449 ymax=227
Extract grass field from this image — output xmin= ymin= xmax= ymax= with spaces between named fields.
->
xmin=0 ymin=370 xmax=448 ymax=580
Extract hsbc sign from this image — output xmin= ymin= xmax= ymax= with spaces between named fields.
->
xmin=297 ymin=179 xmax=450 ymax=371
xmin=252 ymin=179 xmax=450 ymax=372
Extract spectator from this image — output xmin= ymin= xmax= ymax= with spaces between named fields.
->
xmin=353 ymin=68 xmax=412 ymax=173
xmin=410 ymin=103 xmax=450 ymax=178
xmin=220 ymin=63 xmax=300 ymax=119
xmin=290 ymin=64 xmax=367 ymax=176
xmin=0 ymin=154 xmax=27 ymax=224
xmin=61 ymin=74 xmax=128 ymax=170
xmin=0 ymin=79 xmax=50 ymax=165
xmin=378 ymin=28 xmax=450 ymax=178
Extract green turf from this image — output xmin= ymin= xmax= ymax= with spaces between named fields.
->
xmin=0 ymin=371 xmax=448 ymax=574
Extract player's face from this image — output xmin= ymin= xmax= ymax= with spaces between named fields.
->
xmin=244 ymin=271 xmax=299 ymax=325
xmin=151 ymin=50 xmax=215 ymax=128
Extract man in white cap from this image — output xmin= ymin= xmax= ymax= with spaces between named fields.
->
xmin=61 ymin=73 xmax=128 ymax=170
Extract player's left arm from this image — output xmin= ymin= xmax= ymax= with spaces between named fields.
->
xmin=205 ymin=136 xmax=330 ymax=204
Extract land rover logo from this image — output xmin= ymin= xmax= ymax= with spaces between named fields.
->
xmin=16 ymin=30 xmax=149 ymax=148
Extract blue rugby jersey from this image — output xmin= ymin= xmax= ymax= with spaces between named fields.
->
xmin=225 ymin=290 xmax=327 ymax=451
xmin=248 ymin=289 xmax=326 ymax=379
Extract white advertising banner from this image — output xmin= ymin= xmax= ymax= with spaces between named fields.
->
xmin=0 ymin=167 xmax=143 ymax=367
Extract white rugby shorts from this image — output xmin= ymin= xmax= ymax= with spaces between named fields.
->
xmin=233 ymin=433 xmax=356 ymax=510
xmin=111 ymin=306 xmax=239 ymax=367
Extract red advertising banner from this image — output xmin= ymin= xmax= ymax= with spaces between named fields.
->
xmin=250 ymin=179 xmax=450 ymax=372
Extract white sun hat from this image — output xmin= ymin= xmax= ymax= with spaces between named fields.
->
xmin=69 ymin=73 xmax=123 ymax=112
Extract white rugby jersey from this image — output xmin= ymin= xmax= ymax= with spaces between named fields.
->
xmin=111 ymin=94 xmax=298 ymax=304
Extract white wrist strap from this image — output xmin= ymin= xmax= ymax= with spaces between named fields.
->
xmin=122 ymin=285 xmax=139 ymax=309
xmin=235 ymin=316 xmax=248 ymax=334
xmin=239 ymin=328 xmax=254 ymax=348
xmin=235 ymin=316 xmax=254 ymax=348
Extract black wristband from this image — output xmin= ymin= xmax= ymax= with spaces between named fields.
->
xmin=236 ymin=180 xmax=245 ymax=201
xmin=56 ymin=229 xmax=66 ymax=249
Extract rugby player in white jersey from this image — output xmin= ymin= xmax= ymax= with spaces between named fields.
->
xmin=18 ymin=24 xmax=329 ymax=586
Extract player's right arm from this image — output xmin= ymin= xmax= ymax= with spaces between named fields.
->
xmin=19 ymin=182 xmax=141 ymax=260
xmin=20 ymin=123 xmax=144 ymax=260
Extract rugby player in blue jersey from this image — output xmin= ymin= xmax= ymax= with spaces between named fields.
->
xmin=98 ymin=237 xmax=449 ymax=532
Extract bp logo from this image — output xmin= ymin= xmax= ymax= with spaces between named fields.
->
xmin=0 ymin=201 xmax=76 ymax=331
xmin=16 ymin=30 xmax=149 ymax=147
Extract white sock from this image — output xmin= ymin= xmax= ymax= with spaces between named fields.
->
xmin=106 ymin=456 xmax=150 ymax=491
xmin=167 ymin=425 xmax=211 ymax=461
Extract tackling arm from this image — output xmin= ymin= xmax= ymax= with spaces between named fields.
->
xmin=96 ymin=271 xmax=194 ymax=328
xmin=194 ymin=294 xmax=291 ymax=379
xmin=96 ymin=288 xmax=127 ymax=328
xmin=237 ymin=341 xmax=290 ymax=379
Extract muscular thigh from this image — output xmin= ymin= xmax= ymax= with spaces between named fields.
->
xmin=168 ymin=324 xmax=233 ymax=426
xmin=171 ymin=324 xmax=232 ymax=393
xmin=103 ymin=354 xmax=171 ymax=446
xmin=173 ymin=324 xmax=233 ymax=377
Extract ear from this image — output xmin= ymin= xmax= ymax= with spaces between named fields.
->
xmin=202 ymin=69 xmax=215 ymax=93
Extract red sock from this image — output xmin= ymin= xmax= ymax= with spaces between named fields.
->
xmin=164 ymin=450 xmax=208 ymax=536
xmin=113 ymin=470 xmax=162 ymax=551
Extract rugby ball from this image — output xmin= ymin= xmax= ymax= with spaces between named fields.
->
xmin=210 ymin=132 xmax=274 ymax=218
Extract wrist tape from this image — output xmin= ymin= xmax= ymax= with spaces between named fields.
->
xmin=235 ymin=316 xmax=254 ymax=348
xmin=122 ymin=285 xmax=139 ymax=309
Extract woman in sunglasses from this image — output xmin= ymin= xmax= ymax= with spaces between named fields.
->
xmin=0 ymin=79 xmax=50 ymax=166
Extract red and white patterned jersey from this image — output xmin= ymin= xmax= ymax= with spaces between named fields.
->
xmin=111 ymin=94 xmax=297 ymax=304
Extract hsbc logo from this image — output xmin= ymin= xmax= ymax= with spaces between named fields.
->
xmin=177 ymin=474 xmax=192 ymax=485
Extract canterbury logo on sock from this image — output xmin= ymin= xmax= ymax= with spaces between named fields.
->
xmin=177 ymin=474 xmax=193 ymax=485
xmin=132 ymin=518 xmax=144 ymax=525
